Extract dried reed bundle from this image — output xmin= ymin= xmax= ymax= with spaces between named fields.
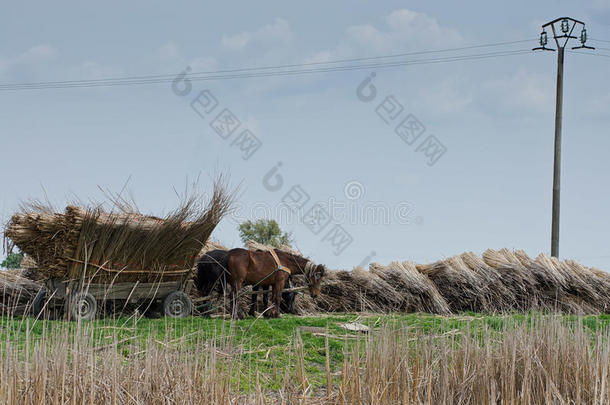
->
xmin=481 ymin=249 xmax=541 ymax=311
xmin=20 ymin=255 xmax=37 ymax=269
xmin=417 ymin=256 xmax=488 ymax=313
xmin=197 ymin=240 xmax=228 ymax=257
xmin=542 ymin=254 xmax=600 ymax=303
xmin=565 ymin=260 xmax=610 ymax=312
xmin=459 ymin=252 xmax=516 ymax=312
xmin=370 ymin=261 xmax=450 ymax=314
xmin=4 ymin=206 xmax=81 ymax=280
xmin=307 ymin=270 xmax=368 ymax=313
xmin=5 ymin=179 xmax=233 ymax=284
xmin=245 ymin=240 xmax=302 ymax=257
xmin=0 ymin=269 xmax=42 ymax=315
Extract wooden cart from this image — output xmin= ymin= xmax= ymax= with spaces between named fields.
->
xmin=33 ymin=276 xmax=194 ymax=321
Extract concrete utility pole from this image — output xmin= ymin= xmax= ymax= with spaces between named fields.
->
xmin=533 ymin=17 xmax=594 ymax=258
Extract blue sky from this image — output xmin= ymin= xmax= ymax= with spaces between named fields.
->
xmin=1 ymin=1 xmax=610 ymax=270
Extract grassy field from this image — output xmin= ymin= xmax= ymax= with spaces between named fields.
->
xmin=2 ymin=312 xmax=610 ymax=403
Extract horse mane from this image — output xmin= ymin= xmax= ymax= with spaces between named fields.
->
xmin=275 ymin=250 xmax=310 ymax=272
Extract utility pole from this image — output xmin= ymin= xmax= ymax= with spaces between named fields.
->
xmin=533 ymin=17 xmax=594 ymax=258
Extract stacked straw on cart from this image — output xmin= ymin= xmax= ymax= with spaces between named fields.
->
xmin=0 ymin=269 xmax=42 ymax=316
xmin=4 ymin=183 xmax=232 ymax=284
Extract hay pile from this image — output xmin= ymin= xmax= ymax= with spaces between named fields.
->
xmin=371 ymin=262 xmax=450 ymax=314
xmin=4 ymin=206 xmax=82 ymax=280
xmin=289 ymin=249 xmax=610 ymax=315
xmin=245 ymin=240 xmax=302 ymax=256
xmin=0 ymin=269 xmax=42 ymax=316
xmin=297 ymin=263 xmax=451 ymax=315
xmin=4 ymin=182 xmax=232 ymax=284
xmin=193 ymin=246 xmax=610 ymax=316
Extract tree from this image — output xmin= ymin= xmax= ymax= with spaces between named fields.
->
xmin=238 ymin=219 xmax=291 ymax=248
xmin=1 ymin=253 xmax=23 ymax=269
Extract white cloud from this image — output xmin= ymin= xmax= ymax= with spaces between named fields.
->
xmin=189 ymin=56 xmax=217 ymax=72
xmin=222 ymin=32 xmax=250 ymax=51
xmin=480 ymin=68 xmax=553 ymax=113
xmin=221 ymin=18 xmax=293 ymax=51
xmin=0 ymin=45 xmax=58 ymax=74
xmin=418 ymin=76 xmax=473 ymax=114
xmin=157 ymin=42 xmax=180 ymax=60
xmin=386 ymin=9 xmax=461 ymax=45
xmin=307 ymin=9 xmax=462 ymax=62
xmin=72 ymin=61 xmax=124 ymax=80
xmin=591 ymin=0 xmax=610 ymax=10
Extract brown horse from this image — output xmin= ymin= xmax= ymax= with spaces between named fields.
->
xmin=226 ymin=248 xmax=326 ymax=318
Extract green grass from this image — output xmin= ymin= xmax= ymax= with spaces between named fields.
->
xmin=2 ymin=312 xmax=610 ymax=390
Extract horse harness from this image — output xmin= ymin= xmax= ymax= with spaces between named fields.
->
xmin=269 ymin=249 xmax=292 ymax=275
xmin=269 ymin=249 xmax=316 ymax=280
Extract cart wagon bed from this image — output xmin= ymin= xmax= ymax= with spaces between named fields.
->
xmin=34 ymin=276 xmax=194 ymax=320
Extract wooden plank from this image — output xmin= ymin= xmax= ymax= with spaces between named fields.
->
xmin=67 ymin=281 xmax=183 ymax=300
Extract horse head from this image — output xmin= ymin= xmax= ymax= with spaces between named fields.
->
xmin=305 ymin=262 xmax=326 ymax=298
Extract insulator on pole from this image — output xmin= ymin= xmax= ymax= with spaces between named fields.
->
xmin=540 ymin=31 xmax=548 ymax=46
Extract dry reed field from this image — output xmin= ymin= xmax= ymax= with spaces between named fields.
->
xmin=1 ymin=313 xmax=610 ymax=404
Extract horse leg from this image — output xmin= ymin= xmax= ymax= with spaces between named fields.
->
xmin=248 ymin=286 xmax=258 ymax=317
xmin=262 ymin=286 xmax=272 ymax=318
xmin=270 ymin=282 xmax=282 ymax=318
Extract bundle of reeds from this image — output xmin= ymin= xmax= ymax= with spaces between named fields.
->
xmin=0 ymin=269 xmax=42 ymax=315
xmin=4 ymin=206 xmax=82 ymax=280
xmin=479 ymin=249 xmax=541 ymax=311
xmin=564 ymin=259 xmax=610 ymax=312
xmin=5 ymin=181 xmax=232 ymax=284
xmin=296 ymin=249 xmax=610 ymax=316
xmin=483 ymin=249 xmax=608 ymax=314
xmin=295 ymin=269 xmax=370 ymax=312
xmin=416 ymin=256 xmax=490 ymax=313
xmin=245 ymin=240 xmax=302 ymax=256
xmin=370 ymin=261 xmax=451 ymax=314
xmin=197 ymin=240 xmax=228 ymax=257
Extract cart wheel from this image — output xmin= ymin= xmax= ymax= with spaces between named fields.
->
xmin=163 ymin=291 xmax=192 ymax=318
xmin=68 ymin=291 xmax=97 ymax=321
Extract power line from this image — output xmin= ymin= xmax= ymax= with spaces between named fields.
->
xmin=0 ymin=38 xmax=536 ymax=88
xmin=590 ymin=37 xmax=610 ymax=43
xmin=568 ymin=50 xmax=610 ymax=58
xmin=1 ymin=50 xmax=531 ymax=90
xmin=0 ymin=48 xmax=531 ymax=91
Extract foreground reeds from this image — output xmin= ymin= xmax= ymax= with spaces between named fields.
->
xmin=1 ymin=314 xmax=609 ymax=404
